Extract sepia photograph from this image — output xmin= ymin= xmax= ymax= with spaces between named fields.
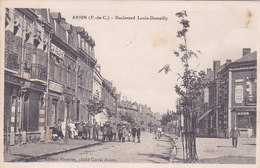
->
xmin=0 ymin=0 xmax=259 ymax=167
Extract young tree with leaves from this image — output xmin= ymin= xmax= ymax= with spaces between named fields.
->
xmin=159 ymin=10 xmax=206 ymax=163
xmin=87 ymin=93 xmax=105 ymax=121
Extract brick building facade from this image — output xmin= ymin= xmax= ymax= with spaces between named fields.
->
xmin=196 ymin=48 xmax=257 ymax=138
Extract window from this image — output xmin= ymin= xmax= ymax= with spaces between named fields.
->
xmin=49 ymin=61 xmax=54 ymax=80
xmin=54 ymin=64 xmax=58 ymax=81
xmin=237 ymin=114 xmax=249 ymax=128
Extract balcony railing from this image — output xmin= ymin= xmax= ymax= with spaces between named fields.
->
xmin=5 ymin=49 xmax=20 ymax=71
xmin=245 ymin=96 xmax=256 ymax=105
xmin=31 ymin=63 xmax=47 ymax=82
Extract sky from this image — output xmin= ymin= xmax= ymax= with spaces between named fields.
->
xmin=51 ymin=1 xmax=259 ymax=115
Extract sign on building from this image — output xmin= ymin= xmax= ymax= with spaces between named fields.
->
xmin=235 ymin=85 xmax=243 ymax=104
xmin=50 ymin=43 xmax=65 ymax=59
xmin=49 ymin=80 xmax=63 ymax=93
xmin=204 ymin=88 xmax=209 ymax=103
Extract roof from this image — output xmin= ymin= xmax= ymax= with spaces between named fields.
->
xmin=233 ymin=51 xmax=257 ymax=63
xmin=61 ymin=22 xmax=72 ymax=31
xmin=218 ymin=51 xmax=257 ymax=74
xmin=50 ymin=12 xmax=60 ymax=20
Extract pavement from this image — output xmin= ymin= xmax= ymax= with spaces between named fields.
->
xmin=4 ymin=138 xmax=102 ymax=162
xmin=4 ymin=132 xmax=256 ymax=164
xmin=167 ymin=134 xmax=256 ymax=164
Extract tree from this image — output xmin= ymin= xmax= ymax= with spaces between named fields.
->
xmin=159 ymin=10 xmax=206 ymax=162
xmin=120 ymin=113 xmax=135 ymax=125
xmin=161 ymin=113 xmax=172 ymax=127
xmin=105 ymin=108 xmax=116 ymax=119
xmin=86 ymin=93 xmax=105 ymax=120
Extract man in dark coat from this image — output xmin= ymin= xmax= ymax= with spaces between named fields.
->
xmin=108 ymin=125 xmax=113 ymax=142
xmin=112 ymin=123 xmax=117 ymax=141
xmin=77 ymin=121 xmax=84 ymax=139
xmin=102 ymin=124 xmax=108 ymax=142
xmin=136 ymin=126 xmax=141 ymax=143
xmin=117 ymin=125 xmax=123 ymax=142
xmin=131 ymin=125 xmax=137 ymax=142
xmin=86 ymin=122 xmax=92 ymax=140
xmin=55 ymin=119 xmax=64 ymax=139
xmin=230 ymin=124 xmax=240 ymax=148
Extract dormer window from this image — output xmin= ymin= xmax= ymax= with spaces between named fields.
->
xmin=33 ymin=30 xmax=42 ymax=48
xmin=43 ymin=35 xmax=48 ymax=52
xmin=25 ymin=26 xmax=32 ymax=43
xmin=13 ymin=18 xmax=21 ymax=36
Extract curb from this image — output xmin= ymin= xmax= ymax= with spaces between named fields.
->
xmin=10 ymin=141 xmax=102 ymax=162
xmin=163 ymin=134 xmax=179 ymax=163
xmin=163 ymin=133 xmax=177 ymax=145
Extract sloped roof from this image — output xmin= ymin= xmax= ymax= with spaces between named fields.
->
xmin=218 ymin=51 xmax=257 ymax=74
xmin=61 ymin=22 xmax=72 ymax=31
xmin=50 ymin=12 xmax=60 ymax=20
xmin=233 ymin=51 xmax=257 ymax=63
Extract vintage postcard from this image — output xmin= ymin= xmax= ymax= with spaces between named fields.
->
xmin=0 ymin=0 xmax=259 ymax=168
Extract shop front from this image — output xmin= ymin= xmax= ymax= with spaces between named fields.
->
xmin=232 ymin=107 xmax=256 ymax=138
xmin=4 ymin=73 xmax=24 ymax=145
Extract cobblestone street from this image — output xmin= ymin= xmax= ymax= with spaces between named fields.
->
xmin=39 ymin=132 xmax=173 ymax=163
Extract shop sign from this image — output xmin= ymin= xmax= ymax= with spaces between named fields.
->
xmin=235 ymin=79 xmax=243 ymax=83
xmin=50 ymin=43 xmax=65 ymax=59
xmin=232 ymin=107 xmax=256 ymax=112
xmin=237 ymin=112 xmax=249 ymax=115
xmin=49 ymin=81 xmax=63 ymax=93
xmin=204 ymin=88 xmax=209 ymax=103
xmin=235 ymin=85 xmax=243 ymax=104
xmin=30 ymin=83 xmax=46 ymax=91
xmin=5 ymin=73 xmax=25 ymax=85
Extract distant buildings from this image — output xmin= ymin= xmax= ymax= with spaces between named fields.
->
xmin=117 ymin=98 xmax=160 ymax=131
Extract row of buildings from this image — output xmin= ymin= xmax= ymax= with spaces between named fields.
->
xmin=4 ymin=8 xmax=161 ymax=145
xmin=176 ymin=48 xmax=257 ymax=138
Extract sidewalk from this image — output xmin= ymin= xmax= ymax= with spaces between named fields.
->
xmin=4 ymin=139 xmax=102 ymax=162
xmin=165 ymin=134 xmax=256 ymax=164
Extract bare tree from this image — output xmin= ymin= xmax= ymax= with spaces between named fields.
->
xmin=159 ymin=10 xmax=206 ymax=163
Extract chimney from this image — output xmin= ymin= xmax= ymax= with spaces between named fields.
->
xmin=213 ymin=61 xmax=220 ymax=79
xmin=226 ymin=59 xmax=232 ymax=64
xmin=207 ymin=68 xmax=212 ymax=75
xmin=61 ymin=17 xmax=66 ymax=23
xmin=243 ymin=48 xmax=251 ymax=56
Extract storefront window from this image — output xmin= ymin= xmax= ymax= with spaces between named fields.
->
xmin=237 ymin=113 xmax=249 ymax=128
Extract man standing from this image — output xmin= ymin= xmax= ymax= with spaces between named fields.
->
xmin=137 ymin=125 xmax=141 ymax=143
xmin=86 ymin=121 xmax=92 ymax=140
xmin=55 ymin=119 xmax=64 ymax=139
xmin=112 ymin=123 xmax=117 ymax=141
xmin=131 ymin=125 xmax=137 ymax=142
xmin=77 ymin=121 xmax=84 ymax=140
xmin=117 ymin=125 xmax=123 ymax=142
xmin=122 ymin=124 xmax=127 ymax=142
xmin=102 ymin=124 xmax=108 ymax=142
xmin=108 ymin=124 xmax=113 ymax=141
xmin=93 ymin=122 xmax=99 ymax=140
xmin=230 ymin=124 xmax=240 ymax=148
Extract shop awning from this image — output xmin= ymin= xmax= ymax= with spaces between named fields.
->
xmin=198 ymin=109 xmax=212 ymax=121
xmin=232 ymin=107 xmax=256 ymax=112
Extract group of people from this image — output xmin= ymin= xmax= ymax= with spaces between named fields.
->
xmin=50 ymin=119 xmax=142 ymax=143
xmin=50 ymin=119 xmax=101 ymax=141
xmin=101 ymin=123 xmax=141 ymax=143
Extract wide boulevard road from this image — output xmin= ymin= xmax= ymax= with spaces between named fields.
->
xmin=39 ymin=132 xmax=173 ymax=163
